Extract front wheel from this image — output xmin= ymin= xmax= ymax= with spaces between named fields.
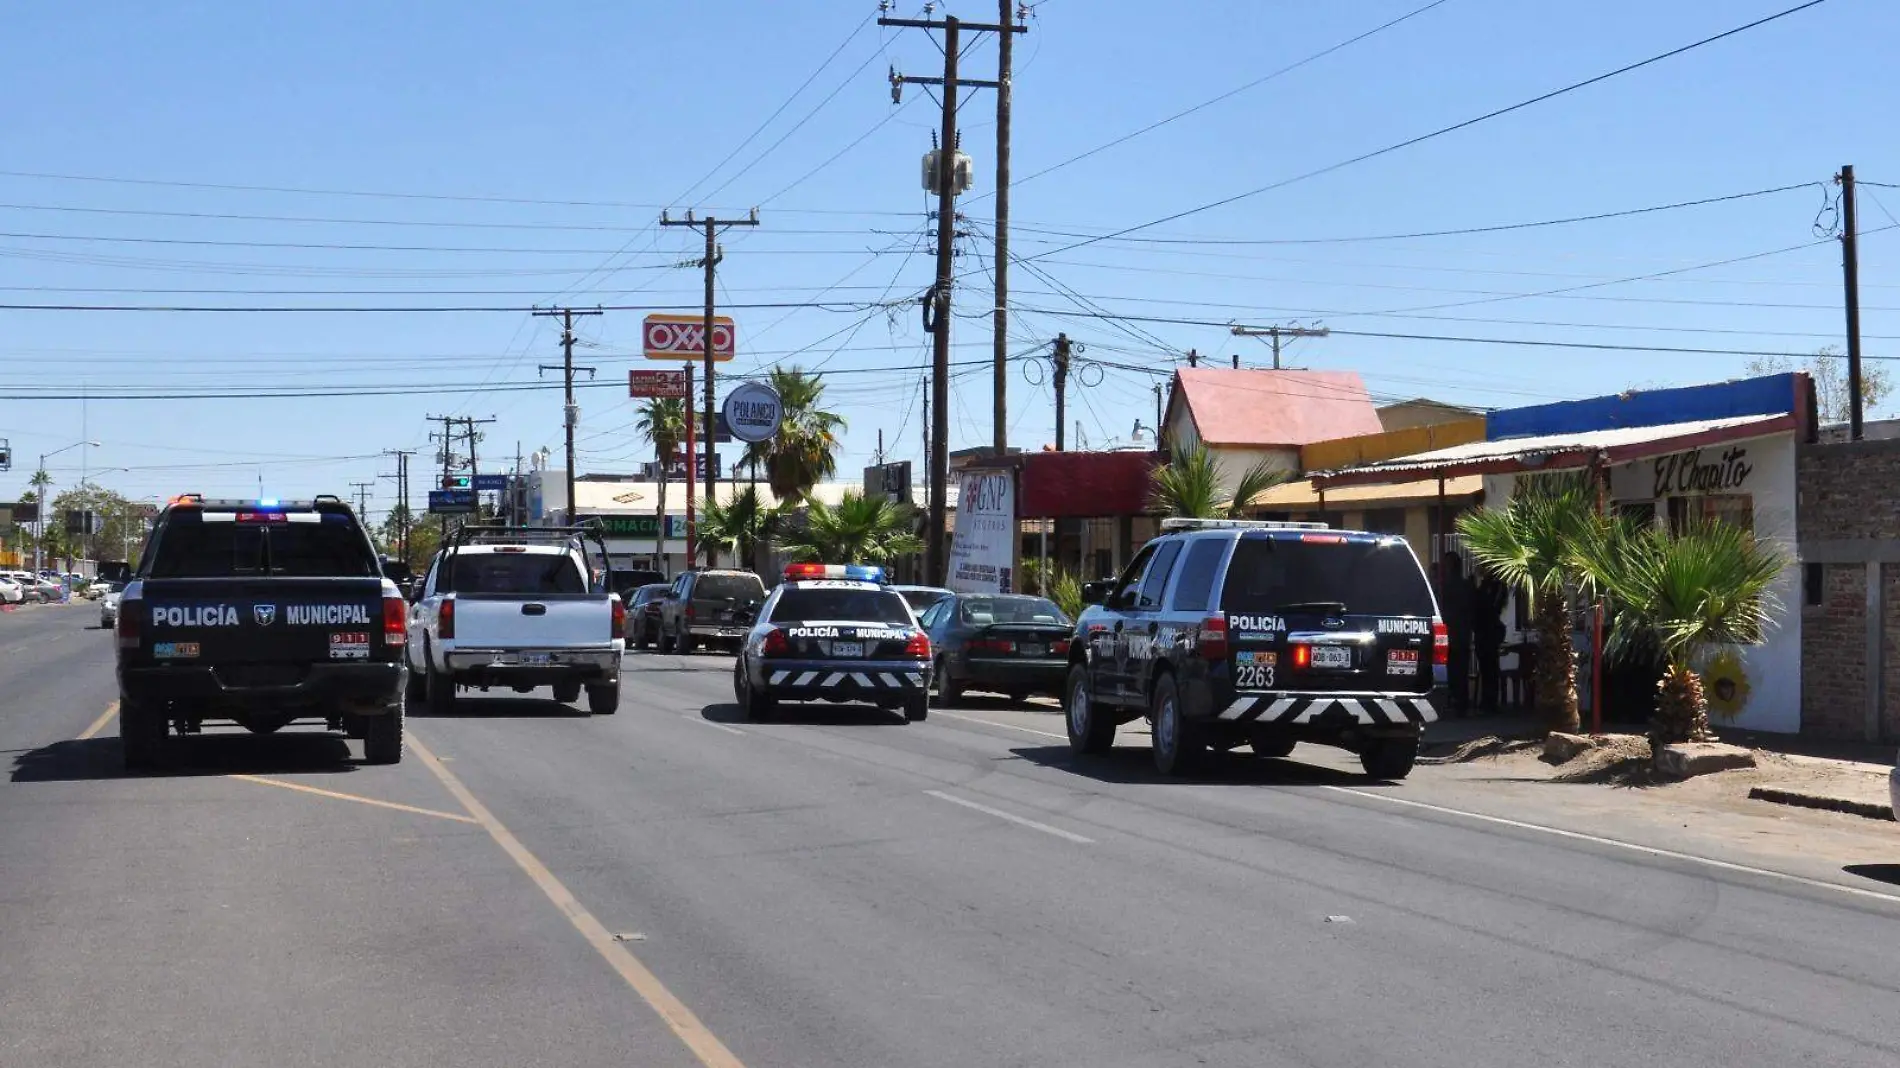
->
xmin=903 ymin=695 xmax=928 ymax=723
xmin=553 ymin=680 xmax=583 ymax=704
xmin=586 ymin=683 xmax=620 ymax=715
xmin=1065 ymin=665 xmax=1116 ymax=755
xmin=931 ymin=659 xmax=962 ymax=708
xmin=741 ymin=667 xmax=776 ymax=722
xmin=426 ymin=657 xmax=457 ymax=717
xmin=1360 ymin=736 xmax=1418 ymax=780
xmin=1150 ymin=673 xmax=1202 ymax=777
xmin=677 ymin=631 xmax=697 ymax=655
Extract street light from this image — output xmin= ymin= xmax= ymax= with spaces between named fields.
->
xmin=34 ymin=440 xmax=100 ymax=575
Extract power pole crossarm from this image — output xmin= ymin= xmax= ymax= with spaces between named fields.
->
xmin=1231 ymin=324 xmax=1330 ymax=370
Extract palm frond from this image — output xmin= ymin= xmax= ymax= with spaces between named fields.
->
xmin=1225 ymin=458 xmax=1291 ymax=519
xmin=1583 ymin=519 xmax=1786 ymax=668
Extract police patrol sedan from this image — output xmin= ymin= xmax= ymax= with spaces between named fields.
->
xmin=732 ymin=564 xmax=932 ymax=723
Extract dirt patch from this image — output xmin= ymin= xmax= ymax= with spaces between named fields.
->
xmin=1550 ymin=735 xmax=1655 ymax=786
xmin=1425 ymin=735 xmax=1542 ymax=764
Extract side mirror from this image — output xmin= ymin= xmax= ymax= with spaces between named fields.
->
xmin=1080 ymin=581 xmax=1110 ymax=606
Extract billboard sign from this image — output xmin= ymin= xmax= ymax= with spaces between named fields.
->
xmin=642 ymin=454 xmax=722 ymax=481
xmin=947 ymin=468 xmax=1016 ymax=594
xmin=643 ymin=313 xmax=735 ymax=362
xmin=863 ymin=462 xmax=911 ymax=503
xmin=628 ymin=369 xmax=691 ymax=398
xmin=472 ymin=474 xmax=510 ymax=492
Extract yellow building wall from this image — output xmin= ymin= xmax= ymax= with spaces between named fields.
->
xmin=1301 ymin=417 xmax=1486 ymax=473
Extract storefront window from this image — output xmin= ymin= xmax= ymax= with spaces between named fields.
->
xmin=1667 ymin=494 xmax=1752 ymax=533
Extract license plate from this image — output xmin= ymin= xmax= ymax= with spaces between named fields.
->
xmin=831 ymin=641 xmax=863 ymax=658
xmin=1019 ymin=643 xmax=1046 ymax=657
xmin=502 ymin=652 xmax=552 ymax=665
xmin=718 ymin=611 xmax=734 ymax=622
xmin=1312 ymin=646 xmax=1352 ymax=669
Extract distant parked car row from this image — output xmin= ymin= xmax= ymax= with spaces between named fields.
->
xmin=1 ymin=571 xmax=67 ymax=603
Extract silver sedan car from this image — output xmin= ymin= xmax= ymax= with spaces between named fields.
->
xmin=99 ymin=584 xmax=125 ymax=629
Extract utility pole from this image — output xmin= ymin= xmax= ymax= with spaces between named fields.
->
xmin=382 ymin=449 xmax=413 ymax=562
xmin=661 ymin=209 xmax=760 ymax=566
xmin=1053 ymin=333 xmax=1072 ymax=451
xmin=1185 ymin=349 xmax=1199 ymax=368
xmin=458 ymin=416 xmax=496 ymax=518
xmin=991 ymin=0 xmax=1023 ymax=456
xmin=1839 ymin=165 xmax=1865 ymax=440
xmin=535 ymin=307 xmax=601 ymax=527
xmin=1153 ymin=383 xmax=1165 ymax=442
xmin=349 ymin=480 xmax=374 ymax=520
xmin=883 ymin=8 xmax=1024 ymax=583
xmin=1231 ymin=324 xmax=1330 ymax=370
xmin=425 ymin=413 xmax=461 ymax=539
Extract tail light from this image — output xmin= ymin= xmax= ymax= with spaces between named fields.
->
xmin=611 ymin=597 xmax=627 ymax=640
xmin=438 ymin=598 xmax=455 ymax=640
xmin=1432 ymin=619 xmax=1449 ymax=666
xmin=1291 ymin=643 xmax=1313 ymax=670
xmin=1052 ymin=638 xmax=1071 ymax=656
xmin=762 ymin=628 xmax=791 ymax=657
xmin=1198 ymin=615 xmax=1228 ymax=660
xmin=685 ymin=604 xmax=696 ymax=622
xmin=117 ymin=600 xmax=140 ymax=650
xmin=904 ymin=632 xmax=931 ymax=659
xmin=969 ymin=638 xmax=1015 ymax=654
xmin=383 ymin=597 xmax=407 ymax=646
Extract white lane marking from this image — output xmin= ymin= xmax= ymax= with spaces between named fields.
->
xmin=1321 ymin=786 xmax=1900 ymax=906
xmin=932 ymin=710 xmax=1067 ymax=740
xmin=924 ymin=789 xmax=1094 ymax=844
xmin=681 ymin=714 xmax=746 ymax=736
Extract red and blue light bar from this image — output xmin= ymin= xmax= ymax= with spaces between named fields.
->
xmin=783 ymin=563 xmax=888 ymax=584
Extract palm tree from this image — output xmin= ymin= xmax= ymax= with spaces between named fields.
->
xmin=634 ymin=398 xmax=688 ymax=566
xmin=741 ymin=367 xmax=845 ymax=502
xmin=1576 ymin=518 xmax=1784 ymax=744
xmin=1455 ymin=473 xmax=1597 ymax=734
xmin=1148 ymin=442 xmax=1287 ymax=519
xmin=775 ymin=491 xmax=922 ymax=566
xmin=696 ymin=486 xmax=779 ymax=568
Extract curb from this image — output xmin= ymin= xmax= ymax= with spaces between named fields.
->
xmin=1747 ymin=785 xmax=1896 ymax=822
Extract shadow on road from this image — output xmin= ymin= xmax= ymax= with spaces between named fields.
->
xmin=1844 ymin=864 xmax=1900 ymax=887
xmin=12 ymin=731 xmax=360 ymax=783
xmin=702 ymin=701 xmax=906 ymax=727
xmin=1011 ymin=743 xmax=1390 ymax=788
xmin=425 ymin=696 xmax=592 ymax=719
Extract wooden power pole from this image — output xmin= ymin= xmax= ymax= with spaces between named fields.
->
xmin=534 ymin=307 xmax=601 ymax=526
xmin=1839 ymin=164 xmax=1865 ymax=440
xmin=1230 ymin=324 xmax=1330 ymax=369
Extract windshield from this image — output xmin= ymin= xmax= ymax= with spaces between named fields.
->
xmin=442 ymin=552 xmax=585 ymax=595
xmin=769 ymin=588 xmax=913 ymax=624
xmin=696 ymin=574 xmax=765 ymax=601
xmin=147 ymin=516 xmax=377 ymax=578
xmin=1219 ymin=536 xmax=1434 ymax=617
xmin=959 ymin=595 xmax=1070 ymax=625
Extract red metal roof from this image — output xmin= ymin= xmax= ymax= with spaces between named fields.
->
xmin=1011 ymin=450 xmax=1164 ymax=518
xmin=1172 ymin=369 xmax=1383 ymax=448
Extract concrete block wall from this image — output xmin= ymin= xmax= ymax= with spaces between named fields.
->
xmin=1796 ymin=438 xmax=1900 ymax=741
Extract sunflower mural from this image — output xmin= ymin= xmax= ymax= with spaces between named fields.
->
xmin=1703 ymin=649 xmax=1752 ymax=720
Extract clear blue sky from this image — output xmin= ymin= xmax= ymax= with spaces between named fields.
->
xmin=0 ymin=0 xmax=1893 ymax=523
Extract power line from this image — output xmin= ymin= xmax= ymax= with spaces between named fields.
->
xmin=1021 ymin=0 xmax=1832 ymax=263
xmin=0 ymin=298 xmax=907 ymax=314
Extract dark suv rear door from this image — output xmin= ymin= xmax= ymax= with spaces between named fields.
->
xmin=1219 ymin=532 xmax=1437 ymax=696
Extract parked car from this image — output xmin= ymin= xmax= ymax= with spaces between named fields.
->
xmin=623 ymin=583 xmax=671 ymax=650
xmin=919 ymin=592 xmax=1074 ymax=707
xmin=657 ymin=569 xmax=768 ymax=654
xmin=8 ymin=571 xmax=52 ymax=602
xmin=99 ymin=581 xmax=126 ymax=628
xmin=892 ymin=584 xmax=953 ymax=615
xmin=1890 ymin=756 xmax=1899 ymax=825
xmin=0 ymin=576 xmax=23 ymax=605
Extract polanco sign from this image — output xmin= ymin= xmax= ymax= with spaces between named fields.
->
xmin=643 ymin=313 xmax=735 ymax=362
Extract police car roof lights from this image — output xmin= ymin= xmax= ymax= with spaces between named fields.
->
xmin=783 ymin=563 xmax=888 ymax=584
xmin=1159 ymin=518 xmax=1331 ymax=532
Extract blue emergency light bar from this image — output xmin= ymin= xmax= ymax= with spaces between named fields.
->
xmin=783 ymin=563 xmax=888 ymax=584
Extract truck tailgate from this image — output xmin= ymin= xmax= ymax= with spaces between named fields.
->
xmin=449 ymin=594 xmax=612 ymax=649
xmin=139 ymin=577 xmax=390 ymax=666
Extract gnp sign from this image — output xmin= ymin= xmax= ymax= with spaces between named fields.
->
xmin=643 ymin=313 xmax=735 ymax=362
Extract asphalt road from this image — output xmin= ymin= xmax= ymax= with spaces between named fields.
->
xmin=5 ymin=613 xmax=1900 ymax=1068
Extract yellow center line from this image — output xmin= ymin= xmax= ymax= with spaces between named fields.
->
xmin=408 ymin=733 xmax=748 ymax=1068
xmin=228 ymin=774 xmax=479 ymax=824
xmin=77 ymin=702 xmax=119 ymax=740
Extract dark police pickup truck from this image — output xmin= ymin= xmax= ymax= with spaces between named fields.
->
xmin=115 ymin=494 xmax=409 ymax=770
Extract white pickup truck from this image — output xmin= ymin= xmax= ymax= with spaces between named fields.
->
xmin=405 ymin=526 xmax=625 ymax=715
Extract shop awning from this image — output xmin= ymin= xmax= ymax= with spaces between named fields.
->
xmin=1310 ymin=413 xmax=1795 ymax=489
xmin=1248 ymin=475 xmax=1483 ymax=510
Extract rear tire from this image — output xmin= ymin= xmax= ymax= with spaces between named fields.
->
xmin=741 ymin=667 xmax=776 ymax=722
xmin=1065 ymin=665 xmax=1115 ymax=755
xmin=363 ymin=704 xmax=404 ymax=765
xmin=586 ymin=683 xmax=619 ymax=715
xmin=404 ymin=663 xmax=427 ymax=705
xmin=677 ymin=631 xmax=696 ymax=655
xmin=1150 ymin=673 xmax=1202 ymax=777
xmin=426 ymin=657 xmax=457 ymax=717
xmin=931 ymin=659 xmax=961 ymax=708
xmin=554 ymin=680 xmax=582 ymax=704
xmin=119 ymin=697 xmax=167 ymax=772
xmin=1360 ymin=736 xmax=1418 ymax=780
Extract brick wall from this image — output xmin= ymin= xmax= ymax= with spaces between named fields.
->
xmin=1797 ymin=439 xmax=1900 ymax=740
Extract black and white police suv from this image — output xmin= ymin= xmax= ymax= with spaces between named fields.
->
xmin=732 ymin=563 xmax=932 ymax=723
xmin=1063 ymin=518 xmax=1443 ymax=779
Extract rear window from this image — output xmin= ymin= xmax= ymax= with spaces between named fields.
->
xmin=1219 ymin=536 xmax=1433 ymax=617
xmin=770 ymin=588 xmax=913 ymax=625
xmin=958 ymin=595 xmax=1070 ymax=626
xmin=899 ymin=588 xmax=950 ymax=611
xmin=148 ymin=516 xmax=377 ymax=578
xmin=695 ymin=573 xmax=765 ymax=601
xmin=442 ymin=551 xmax=585 ymax=595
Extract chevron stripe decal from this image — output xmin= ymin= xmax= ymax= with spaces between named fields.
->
xmin=1221 ymin=694 xmax=1437 ymax=725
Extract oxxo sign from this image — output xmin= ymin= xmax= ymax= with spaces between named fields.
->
xmin=643 ymin=313 xmax=735 ymax=362
xmin=722 ymin=381 xmax=783 ymax=444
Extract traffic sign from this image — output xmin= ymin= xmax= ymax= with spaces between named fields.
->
xmin=472 ymin=474 xmax=509 ymax=492
xmin=723 ymin=381 xmax=782 ymax=444
xmin=427 ymin=489 xmax=477 ymax=515
xmin=628 ymin=369 xmax=691 ymax=398
xmin=643 ymin=313 xmax=735 ymax=362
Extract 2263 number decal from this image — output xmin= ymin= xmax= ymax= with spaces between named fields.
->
xmin=1234 ymin=650 xmax=1277 ymax=690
